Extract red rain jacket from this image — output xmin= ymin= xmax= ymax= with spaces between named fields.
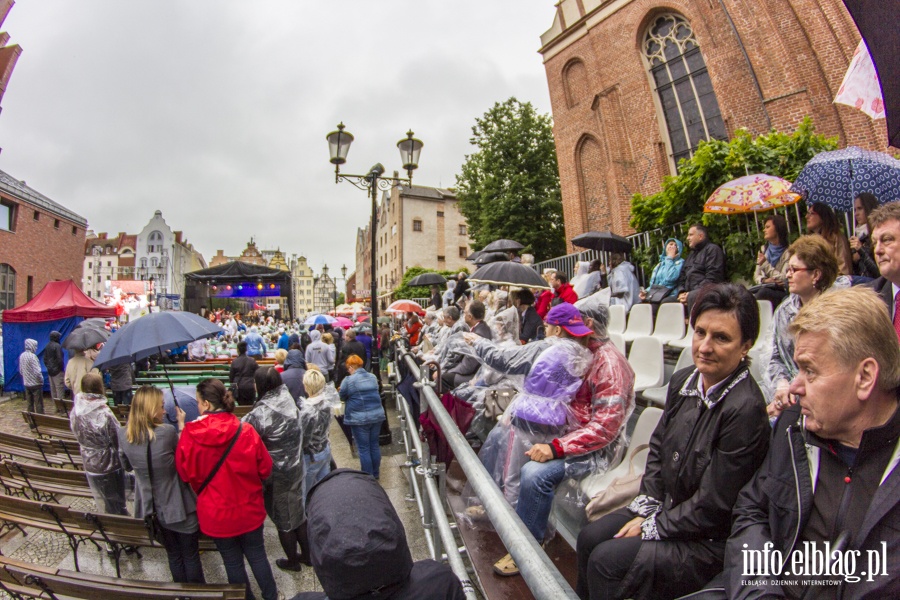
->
xmin=176 ymin=411 xmax=272 ymax=538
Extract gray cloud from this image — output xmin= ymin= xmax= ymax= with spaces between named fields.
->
xmin=0 ymin=1 xmax=555 ymax=276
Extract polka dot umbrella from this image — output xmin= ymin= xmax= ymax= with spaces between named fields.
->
xmin=790 ymin=146 xmax=900 ymax=212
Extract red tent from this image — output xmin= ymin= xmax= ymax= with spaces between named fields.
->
xmin=2 ymin=280 xmax=117 ymax=323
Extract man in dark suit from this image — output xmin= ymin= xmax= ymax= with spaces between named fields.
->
xmin=868 ymin=203 xmax=900 ymax=341
xmin=512 ymin=290 xmax=543 ymax=344
xmin=441 ymin=300 xmax=492 ymax=391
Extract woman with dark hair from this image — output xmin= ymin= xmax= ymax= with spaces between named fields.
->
xmin=339 ymin=355 xmax=386 ymax=478
xmin=805 ymin=202 xmax=853 ymax=275
xmin=849 ymin=192 xmax=880 ymax=280
xmin=176 ymin=379 xmax=279 ymax=600
xmin=243 ymin=367 xmax=309 ymax=572
xmin=752 ymin=214 xmax=790 ymax=305
xmin=229 ymin=341 xmax=258 ymax=405
xmin=119 ymin=386 xmax=204 ymax=584
xmin=576 ymin=284 xmax=770 ymax=600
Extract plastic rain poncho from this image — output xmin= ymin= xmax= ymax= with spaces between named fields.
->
xmin=573 ymin=262 xmax=602 ymax=299
xmin=71 ymin=392 xmax=128 ymax=514
xmin=242 ymin=384 xmax=306 ymax=531
xmin=464 ymin=336 xmax=593 ymax=506
xmin=761 ymin=278 xmax=851 ymax=403
xmin=608 ymin=261 xmax=641 ymax=312
xmin=298 ymin=383 xmax=341 ymax=492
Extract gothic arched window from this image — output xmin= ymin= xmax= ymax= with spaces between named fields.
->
xmin=644 ymin=14 xmax=727 ymax=168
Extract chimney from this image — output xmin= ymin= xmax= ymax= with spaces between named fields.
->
xmin=98 ymin=232 xmax=107 ymax=240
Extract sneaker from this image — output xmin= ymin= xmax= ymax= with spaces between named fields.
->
xmin=275 ymin=558 xmax=302 ymax=572
xmin=492 ymin=553 xmax=519 ymax=577
xmin=464 ymin=505 xmax=487 ymax=521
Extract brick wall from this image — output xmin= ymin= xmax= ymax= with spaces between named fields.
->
xmin=0 ymin=196 xmax=87 ymax=308
xmin=542 ymin=0 xmax=890 ymax=250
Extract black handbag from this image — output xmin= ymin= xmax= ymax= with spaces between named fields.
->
xmin=144 ymin=441 xmax=166 ymax=545
xmin=645 ymin=285 xmax=673 ymax=303
xmin=483 ymin=388 xmax=516 ymax=420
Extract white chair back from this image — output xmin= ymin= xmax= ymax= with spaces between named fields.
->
xmin=667 ymin=322 xmax=694 ymax=350
xmin=622 ymin=304 xmax=654 ymax=342
xmin=627 ymin=336 xmax=665 ymax=392
xmin=651 ymin=302 xmax=685 ymax=344
xmin=607 ymin=304 xmax=626 ymax=334
xmin=608 ymin=332 xmax=626 ymax=354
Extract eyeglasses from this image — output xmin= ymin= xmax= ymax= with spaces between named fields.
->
xmin=786 ymin=266 xmax=811 ymax=274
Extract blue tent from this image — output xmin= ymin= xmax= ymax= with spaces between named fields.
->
xmin=2 ymin=281 xmax=116 ymax=393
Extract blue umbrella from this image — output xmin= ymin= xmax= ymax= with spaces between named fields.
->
xmin=303 ymin=314 xmax=337 ymax=326
xmin=791 ymin=146 xmax=900 ymax=212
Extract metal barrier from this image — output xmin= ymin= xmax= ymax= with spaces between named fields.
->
xmin=391 ymin=343 xmax=579 ymax=600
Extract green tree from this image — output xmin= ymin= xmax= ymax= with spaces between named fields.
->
xmin=455 ymin=98 xmax=565 ymax=261
xmin=629 ymin=118 xmax=838 ymax=282
xmin=391 ymin=266 xmax=467 ymax=301
xmin=335 ymin=293 xmax=345 ymax=306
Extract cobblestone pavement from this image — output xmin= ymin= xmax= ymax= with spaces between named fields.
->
xmin=0 ymin=389 xmax=430 ymax=598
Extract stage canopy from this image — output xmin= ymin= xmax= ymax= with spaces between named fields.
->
xmin=183 ymin=262 xmax=293 ymax=319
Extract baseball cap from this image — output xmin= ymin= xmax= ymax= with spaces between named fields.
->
xmin=545 ymin=303 xmax=593 ymax=337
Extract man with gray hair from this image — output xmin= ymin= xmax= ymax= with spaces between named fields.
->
xmin=723 ymin=287 xmax=900 ymax=598
xmin=868 ymin=201 xmax=900 ymax=340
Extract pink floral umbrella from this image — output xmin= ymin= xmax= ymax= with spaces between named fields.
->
xmin=332 ymin=316 xmax=355 ymax=329
xmin=834 ymin=40 xmax=885 ymax=121
xmin=704 ymin=174 xmax=800 ymax=214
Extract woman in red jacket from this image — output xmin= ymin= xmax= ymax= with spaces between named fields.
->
xmin=176 ymin=378 xmax=279 ymax=600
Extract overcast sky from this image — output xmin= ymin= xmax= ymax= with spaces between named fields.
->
xmin=0 ymin=1 xmax=556 ymax=280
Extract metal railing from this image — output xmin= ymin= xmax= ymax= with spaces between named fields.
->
xmin=391 ymin=343 xmax=579 ymax=600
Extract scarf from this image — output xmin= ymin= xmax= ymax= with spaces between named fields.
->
xmin=765 ymin=243 xmax=787 ymax=268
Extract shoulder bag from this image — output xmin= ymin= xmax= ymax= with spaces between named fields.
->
xmin=144 ymin=440 xmax=166 ymax=545
xmin=585 ymin=443 xmax=650 ymax=522
xmin=483 ymin=388 xmax=516 ymax=421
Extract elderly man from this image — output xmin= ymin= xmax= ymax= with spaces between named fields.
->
xmin=664 ymin=224 xmax=726 ymax=306
xmin=723 ymin=287 xmax=900 ymax=599
xmin=440 ymin=301 xmax=492 ymax=391
xmin=868 ymin=202 xmax=900 ymax=340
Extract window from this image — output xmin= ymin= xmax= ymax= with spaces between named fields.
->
xmin=96 ymin=275 xmax=101 ymax=282
xmin=459 ymin=246 xmax=468 ymax=258
xmin=437 ymin=211 xmax=444 ymax=217
xmin=437 ymin=255 xmax=446 ymax=262
xmin=644 ymin=13 xmax=726 ymax=169
xmin=0 ymin=200 xmax=15 ymax=232
xmin=458 ymin=224 xmax=467 ymax=235
xmin=148 ymin=230 xmax=163 ymax=253
xmin=107 ymin=261 xmax=112 ymax=267
xmin=54 ymin=219 xmax=60 ymax=229
xmin=391 ymin=224 xmax=398 ymax=236
xmin=0 ymin=264 xmax=15 ymax=310
xmin=413 ymin=220 xmax=423 ymax=232
xmin=26 ymin=276 xmax=33 ymax=301
xmin=33 ymin=211 xmax=39 ymax=221
xmin=140 ymin=258 xmax=148 ymax=268
xmin=151 ymin=258 xmax=159 ymax=268
xmin=72 ymin=226 xmax=77 ymax=235
xmin=88 ymin=262 xmax=92 ymax=268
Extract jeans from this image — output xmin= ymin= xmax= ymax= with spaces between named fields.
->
xmin=212 ymin=525 xmax=278 ymax=600
xmin=517 ymin=459 xmax=567 ymax=542
xmin=304 ymin=445 xmax=332 ymax=496
xmin=160 ymin=527 xmax=205 ymax=584
xmin=49 ymin=373 xmax=65 ymax=403
xmin=113 ymin=389 xmax=133 ymax=406
xmin=24 ymin=385 xmax=43 ymax=414
xmin=351 ymin=421 xmax=383 ymax=478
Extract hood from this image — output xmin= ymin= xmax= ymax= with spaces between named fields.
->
xmin=284 ymin=349 xmax=306 ymax=370
xmin=660 ymin=238 xmax=684 ymax=261
xmin=309 ymin=330 xmax=322 ymax=343
xmin=250 ymin=325 xmax=259 ymax=334
xmin=25 ymin=339 xmax=38 ymax=353
xmin=616 ymin=261 xmax=635 ymax=273
xmin=49 ymin=331 xmax=62 ymax=342
xmin=306 ymin=469 xmax=413 ymax=599
xmin=288 ymin=332 xmax=300 ymax=346
xmin=187 ymin=412 xmax=241 ymax=447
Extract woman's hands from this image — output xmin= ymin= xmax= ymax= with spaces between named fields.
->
xmin=525 ymin=443 xmax=553 ymax=463
xmin=767 ymin=380 xmax=795 ymax=418
xmin=614 ymin=516 xmax=646 ymax=539
xmin=175 ymin=406 xmax=186 ymax=432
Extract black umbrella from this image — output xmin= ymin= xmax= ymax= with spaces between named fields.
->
xmin=466 ymin=250 xmax=484 ymax=262
xmin=843 ymin=0 xmax=899 ymax=147
xmin=468 ymin=262 xmax=550 ymax=289
xmin=571 ymin=231 xmax=633 ymax=254
xmin=62 ymin=322 xmax=111 ymax=352
xmin=473 ymin=252 xmax=510 ymax=265
xmin=93 ymin=311 xmax=222 ymax=404
xmin=407 ymin=273 xmax=447 ymax=287
xmin=482 ymin=239 xmax=525 ymax=253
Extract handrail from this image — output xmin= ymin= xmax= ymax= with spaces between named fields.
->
xmin=394 ymin=344 xmax=579 ymax=600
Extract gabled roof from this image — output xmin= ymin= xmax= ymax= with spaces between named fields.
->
xmin=397 ymin=184 xmax=456 ymax=201
xmin=0 ymin=168 xmax=88 ymax=226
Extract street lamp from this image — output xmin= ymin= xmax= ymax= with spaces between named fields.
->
xmin=327 ymin=123 xmax=423 ymax=374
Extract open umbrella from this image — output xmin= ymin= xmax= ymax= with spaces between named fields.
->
xmin=791 ymin=146 xmax=900 ymax=211
xmin=571 ymin=231 xmax=632 ymax=254
xmin=466 ymin=250 xmax=484 ymax=262
xmin=407 ymin=273 xmax=447 ymax=287
xmin=385 ymin=299 xmax=425 ymax=315
xmin=834 ymin=40 xmax=886 ymax=121
xmin=704 ymin=174 xmax=801 ymax=214
xmin=468 ymin=262 xmax=550 ymax=289
xmin=473 ymin=252 xmax=510 ymax=265
xmin=481 ymin=239 xmax=525 ymax=253
xmin=304 ymin=314 xmax=337 ymax=326
xmin=333 ymin=316 xmax=355 ymax=329
xmin=62 ymin=321 xmax=111 ymax=352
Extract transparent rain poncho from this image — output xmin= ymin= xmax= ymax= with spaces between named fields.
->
xmin=71 ymin=392 xmax=128 ymax=514
xmin=461 ymin=336 xmax=593 ymax=506
xmin=298 ymin=383 xmax=340 ymax=457
xmin=242 ymin=384 xmax=306 ymax=531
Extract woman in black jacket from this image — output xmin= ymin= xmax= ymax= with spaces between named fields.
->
xmin=229 ymin=341 xmax=258 ymax=405
xmin=576 ymin=284 xmax=770 ymax=600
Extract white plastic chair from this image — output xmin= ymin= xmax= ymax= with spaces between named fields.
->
xmin=580 ymin=406 xmax=664 ymax=498
xmin=640 ymin=347 xmax=694 ymax=406
xmin=607 ymin=304 xmax=626 ymax=335
xmin=608 ymin=332 xmax=626 ymax=354
xmin=667 ymin=322 xmax=694 ymax=350
xmin=650 ymin=302 xmax=685 ymax=344
xmin=749 ymin=299 xmax=775 ymax=364
xmin=621 ymin=304 xmax=654 ymax=343
xmin=628 ymin=336 xmax=665 ymax=392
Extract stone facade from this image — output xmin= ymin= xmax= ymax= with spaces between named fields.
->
xmin=135 ymin=211 xmax=206 ymax=308
xmin=290 ymin=255 xmax=316 ymax=318
xmin=81 ymin=232 xmax=137 ymax=300
xmin=0 ymin=169 xmax=87 ymax=311
xmin=540 ymin=0 xmax=890 ymax=247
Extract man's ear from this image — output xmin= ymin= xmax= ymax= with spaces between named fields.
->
xmin=856 ymin=357 xmax=880 ymax=401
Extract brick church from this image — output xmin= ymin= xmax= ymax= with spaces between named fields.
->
xmin=539 ymin=0 xmax=890 ymax=245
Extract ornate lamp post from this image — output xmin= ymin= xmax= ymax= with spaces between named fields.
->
xmin=327 ymin=123 xmax=423 ymax=374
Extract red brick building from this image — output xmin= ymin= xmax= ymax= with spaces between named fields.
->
xmin=0 ymin=170 xmax=88 ymax=310
xmin=0 ymin=0 xmax=22 ymax=126
xmin=539 ymin=0 xmax=890 ymax=245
